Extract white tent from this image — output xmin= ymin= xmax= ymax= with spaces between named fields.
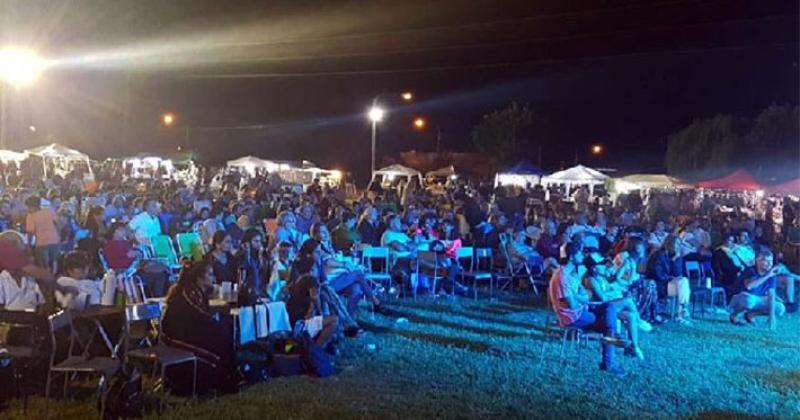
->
xmin=614 ymin=174 xmax=686 ymax=191
xmin=24 ymin=143 xmax=93 ymax=178
xmin=426 ymin=165 xmax=457 ymax=179
xmin=372 ymin=164 xmax=423 ymax=187
xmin=542 ymin=164 xmax=609 ymax=194
xmin=0 ymin=150 xmax=27 ymax=163
xmin=123 ymin=155 xmax=175 ymax=180
xmin=226 ymin=156 xmax=289 ymax=176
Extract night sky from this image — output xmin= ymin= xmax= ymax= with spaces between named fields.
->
xmin=1 ymin=0 xmax=797 ymax=182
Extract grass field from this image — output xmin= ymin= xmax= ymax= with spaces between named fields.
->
xmin=3 ymin=294 xmax=800 ymax=419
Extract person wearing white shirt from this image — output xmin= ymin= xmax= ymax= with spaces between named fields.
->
xmin=128 ymin=198 xmax=162 ymax=245
xmin=55 ymin=251 xmax=104 ymax=310
xmin=648 ymin=221 xmax=668 ymax=251
xmin=0 ymin=270 xmax=44 ymax=311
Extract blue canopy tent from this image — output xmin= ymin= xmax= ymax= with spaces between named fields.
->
xmin=494 ymin=160 xmax=546 ymax=187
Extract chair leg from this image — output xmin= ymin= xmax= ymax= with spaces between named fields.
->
xmin=192 ymin=359 xmax=198 ymax=397
xmin=63 ymin=372 xmax=69 ymax=398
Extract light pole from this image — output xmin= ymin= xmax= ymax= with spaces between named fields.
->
xmin=161 ymin=112 xmax=191 ymax=150
xmin=412 ymin=116 xmax=442 ymax=153
xmin=367 ymin=91 xmax=413 ymax=176
xmin=0 ymin=47 xmax=47 ymax=149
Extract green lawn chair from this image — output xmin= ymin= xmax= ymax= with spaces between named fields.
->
xmin=151 ymin=235 xmax=182 ymax=271
xmin=176 ymin=232 xmax=205 ymax=262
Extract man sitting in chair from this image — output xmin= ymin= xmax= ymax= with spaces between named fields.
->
xmin=548 ymin=240 xmax=625 ymax=377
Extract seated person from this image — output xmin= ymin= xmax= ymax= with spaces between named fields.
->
xmin=548 ymin=241 xmax=625 ymax=376
xmin=268 ymin=241 xmax=294 ymax=301
xmin=729 ymin=247 xmax=787 ymax=329
xmin=712 ymin=232 xmax=747 ymax=298
xmin=508 ymin=229 xmax=544 ymax=269
xmin=613 ymin=237 xmax=658 ymax=327
xmin=103 ymin=222 xmax=169 ymax=297
xmin=288 ymin=239 xmax=360 ymax=340
xmin=207 ymin=231 xmax=238 ymax=285
xmin=0 ymin=265 xmax=44 ymax=311
xmin=583 ymin=253 xmax=644 ymax=359
xmin=284 ymin=245 xmax=340 ymax=350
xmin=381 ymin=214 xmax=418 ymax=284
xmin=311 ymin=223 xmax=387 ymax=314
xmin=646 ymin=234 xmax=692 ymax=325
xmin=55 ymin=251 xmax=103 ymax=310
xmin=236 ymin=229 xmax=269 ymax=298
xmin=161 ymin=260 xmax=239 ymax=395
xmin=332 ymin=211 xmax=361 ymax=253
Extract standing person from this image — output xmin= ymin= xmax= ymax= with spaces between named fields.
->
xmin=25 ymin=196 xmax=61 ymax=273
xmin=548 ymin=241 xmax=625 ymax=377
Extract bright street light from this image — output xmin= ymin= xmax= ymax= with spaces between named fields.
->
xmin=0 ymin=47 xmax=47 ymax=87
xmin=412 ymin=116 xmax=427 ymax=130
xmin=368 ymin=106 xmax=385 ymax=123
xmin=591 ymin=144 xmax=603 ymax=155
xmin=162 ymin=112 xmax=176 ymax=126
xmin=401 ymin=91 xmax=413 ymax=101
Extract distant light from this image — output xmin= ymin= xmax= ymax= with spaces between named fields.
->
xmin=0 ymin=47 xmax=47 ymax=87
xmin=401 ymin=92 xmax=413 ymax=101
xmin=449 ymin=174 xmax=458 ymax=180
xmin=591 ymin=144 xmax=603 ymax=155
xmin=413 ymin=117 xmax=427 ymax=130
xmin=755 ymin=189 xmax=765 ymax=198
xmin=368 ymin=106 xmax=385 ymax=123
xmin=28 ymin=125 xmax=36 ymax=132
xmin=162 ymin=112 xmax=176 ymax=126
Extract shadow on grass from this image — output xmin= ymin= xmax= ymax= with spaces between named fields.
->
xmin=686 ymin=410 xmax=769 ymax=420
xmin=384 ymin=308 xmax=531 ymax=339
xmin=359 ymin=320 xmax=503 ymax=355
xmin=751 ymin=368 xmax=800 ymax=395
xmin=679 ymin=328 xmax=800 ymax=350
xmin=390 ymin=301 xmax=545 ymax=330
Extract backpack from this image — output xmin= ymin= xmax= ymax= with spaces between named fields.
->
xmin=101 ymin=366 xmax=143 ymax=420
xmin=299 ymin=332 xmax=333 ymax=378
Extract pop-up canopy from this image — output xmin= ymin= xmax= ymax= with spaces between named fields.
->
xmin=372 ymin=164 xmax=423 ymax=186
xmin=24 ymin=143 xmax=93 ymax=178
xmin=123 ymin=154 xmax=175 ymax=180
xmin=0 ymin=149 xmax=27 ymax=163
xmin=426 ymin=165 xmax=457 ymax=178
xmin=696 ymin=170 xmax=761 ymax=191
xmin=226 ymin=155 xmax=289 ymax=175
xmin=765 ymin=178 xmax=800 ymax=196
xmin=542 ymin=164 xmax=608 ymax=194
xmin=615 ymin=174 xmax=687 ymax=190
xmin=494 ymin=160 xmax=545 ymax=187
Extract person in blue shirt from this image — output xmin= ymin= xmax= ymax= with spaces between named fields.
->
xmin=729 ymin=247 xmax=786 ymax=330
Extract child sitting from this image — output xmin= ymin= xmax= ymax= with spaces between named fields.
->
xmin=55 ymin=251 xmax=103 ymax=311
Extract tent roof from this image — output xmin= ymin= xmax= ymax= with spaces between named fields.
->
xmin=374 ymin=164 xmax=421 ymax=177
xmin=24 ymin=143 xmax=89 ymax=160
xmin=696 ymin=170 xmax=761 ymax=191
xmin=426 ymin=165 xmax=457 ymax=177
xmin=545 ymin=164 xmax=609 ymax=183
xmin=0 ymin=150 xmax=27 ymax=162
xmin=499 ymin=160 xmax=545 ymax=176
xmin=765 ymin=178 xmax=800 ymax=196
xmin=616 ymin=174 xmax=687 ymax=189
xmin=226 ymin=155 xmax=273 ymax=167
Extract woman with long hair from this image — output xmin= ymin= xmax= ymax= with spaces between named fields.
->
xmin=161 ymin=259 xmax=239 ymax=395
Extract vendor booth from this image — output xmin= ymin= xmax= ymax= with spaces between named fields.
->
xmin=123 ymin=155 xmax=175 ymax=180
xmin=494 ymin=161 xmax=545 ymax=187
xmin=542 ymin=164 xmax=609 ymax=195
xmin=371 ymin=164 xmax=423 ymax=188
xmin=24 ymin=143 xmax=93 ymax=178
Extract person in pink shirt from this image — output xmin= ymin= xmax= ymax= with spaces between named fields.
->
xmin=25 ymin=196 xmax=61 ymax=273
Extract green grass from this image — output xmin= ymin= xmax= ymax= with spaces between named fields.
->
xmin=3 ymin=295 xmax=800 ymax=419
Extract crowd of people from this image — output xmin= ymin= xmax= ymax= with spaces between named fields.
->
xmin=1 ymin=164 xmax=799 ymax=392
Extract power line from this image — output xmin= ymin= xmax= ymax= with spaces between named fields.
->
xmin=218 ymin=12 xmax=797 ymax=64
xmin=182 ymin=41 xmax=796 ymax=80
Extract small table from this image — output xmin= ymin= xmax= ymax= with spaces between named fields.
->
xmin=210 ymin=300 xmax=291 ymax=347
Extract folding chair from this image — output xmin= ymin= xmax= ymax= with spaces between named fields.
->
xmin=124 ymin=303 xmax=199 ymax=396
xmin=46 ymin=311 xmax=120 ymax=418
xmin=456 ymin=247 xmax=493 ymax=300
xmin=0 ymin=319 xmax=39 ymax=410
xmin=176 ymin=232 xmax=205 ymax=262
xmin=686 ymin=260 xmax=726 ymax=317
xmin=497 ymin=233 xmax=542 ymax=295
xmin=361 ymin=246 xmax=394 ymax=296
xmin=415 ymin=251 xmax=447 ymax=299
xmin=150 ymin=235 xmax=182 ymax=272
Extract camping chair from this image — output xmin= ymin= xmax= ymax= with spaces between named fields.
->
xmin=497 ymin=233 xmax=542 ymax=295
xmin=415 ymin=251 xmax=447 ymax=299
xmin=361 ymin=246 xmax=394 ymax=296
xmin=0 ymin=318 xmax=40 ymax=410
xmin=124 ymin=303 xmax=199 ymax=396
xmin=150 ymin=235 xmax=182 ymax=273
xmin=456 ymin=247 xmax=493 ymax=300
xmin=45 ymin=311 xmax=120 ymax=418
xmin=176 ymin=232 xmax=205 ymax=262
xmin=686 ymin=260 xmax=726 ymax=318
